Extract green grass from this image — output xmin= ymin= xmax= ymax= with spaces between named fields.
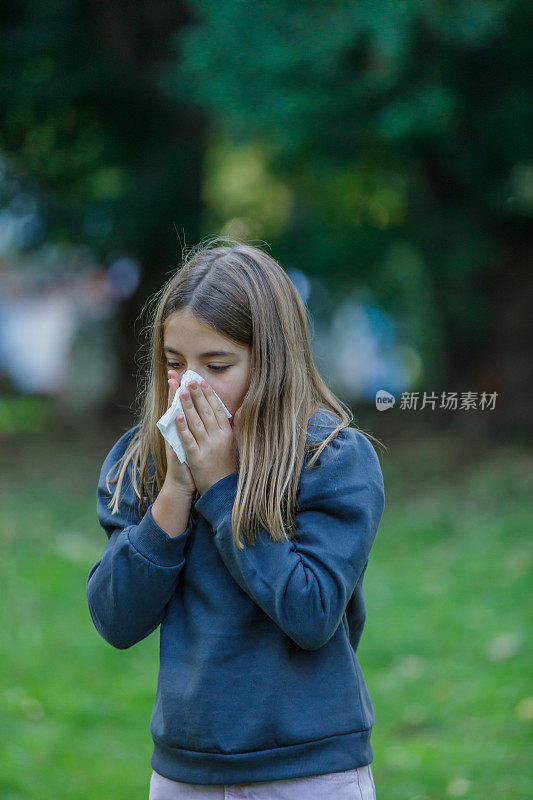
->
xmin=0 ymin=424 xmax=531 ymax=799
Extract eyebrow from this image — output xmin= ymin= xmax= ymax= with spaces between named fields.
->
xmin=163 ymin=346 xmax=237 ymax=357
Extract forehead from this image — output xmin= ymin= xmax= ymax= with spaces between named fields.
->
xmin=163 ymin=309 xmax=246 ymax=354
xmin=165 ymin=309 xmax=215 ymax=336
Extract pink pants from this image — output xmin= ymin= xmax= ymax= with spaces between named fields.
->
xmin=148 ymin=764 xmax=376 ymax=799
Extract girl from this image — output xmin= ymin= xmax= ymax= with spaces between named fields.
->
xmin=87 ymin=237 xmax=385 ymax=800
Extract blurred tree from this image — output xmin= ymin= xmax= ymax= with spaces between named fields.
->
xmin=1 ymin=0 xmax=531 ymax=433
xmin=0 ymin=0 xmax=206 ymax=404
xmin=162 ymin=0 xmax=533 ymax=433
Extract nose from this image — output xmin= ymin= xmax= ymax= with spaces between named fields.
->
xmin=167 ymin=367 xmax=207 ymax=383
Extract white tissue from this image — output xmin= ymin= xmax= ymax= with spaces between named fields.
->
xmin=156 ymin=369 xmax=232 ymax=464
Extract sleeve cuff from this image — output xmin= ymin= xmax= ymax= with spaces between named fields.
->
xmin=126 ymin=504 xmax=191 ymax=566
xmin=194 ymin=472 xmax=239 ymax=530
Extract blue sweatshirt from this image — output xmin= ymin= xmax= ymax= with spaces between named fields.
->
xmin=86 ymin=410 xmax=385 ymax=785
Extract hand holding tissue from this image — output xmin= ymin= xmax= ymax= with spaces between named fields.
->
xmin=156 ymin=369 xmax=232 ymax=465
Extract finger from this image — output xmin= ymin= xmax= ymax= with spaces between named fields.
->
xmin=168 ymin=369 xmax=180 ymax=383
xmin=167 ymin=377 xmax=178 ymax=408
xmin=198 ymin=380 xmax=231 ymax=431
xmin=187 ymin=380 xmax=218 ymax=434
xmin=167 ymin=383 xmax=186 ymax=442
xmin=173 ymin=409 xmax=198 ymax=453
xmin=179 ymin=386 xmax=207 ymax=444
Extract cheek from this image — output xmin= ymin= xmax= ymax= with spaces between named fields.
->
xmin=210 ymin=371 xmax=247 ymax=410
xmin=202 ymin=374 xmax=233 ymax=403
xmin=229 ymin=368 xmax=250 ymax=397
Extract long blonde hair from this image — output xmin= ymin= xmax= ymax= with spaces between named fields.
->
xmin=104 ymin=235 xmax=384 ymax=548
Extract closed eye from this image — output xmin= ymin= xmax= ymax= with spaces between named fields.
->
xmin=166 ymin=363 xmax=229 ymax=372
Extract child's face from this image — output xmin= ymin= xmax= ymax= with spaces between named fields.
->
xmin=163 ymin=308 xmax=252 ymax=421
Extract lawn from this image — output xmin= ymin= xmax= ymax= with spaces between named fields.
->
xmin=0 ymin=420 xmax=531 ymax=799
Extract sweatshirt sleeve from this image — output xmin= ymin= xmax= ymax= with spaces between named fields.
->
xmin=86 ymin=425 xmax=192 ymax=650
xmin=194 ymin=425 xmax=385 ymax=651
